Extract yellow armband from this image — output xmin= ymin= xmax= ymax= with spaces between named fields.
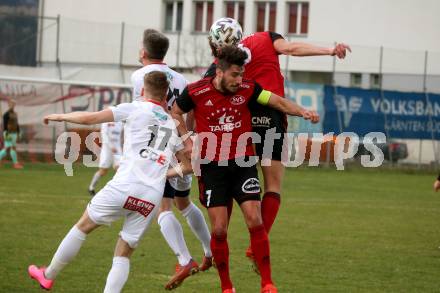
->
xmin=256 ymin=90 xmax=272 ymax=105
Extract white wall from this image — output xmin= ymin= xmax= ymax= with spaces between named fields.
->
xmin=39 ymin=0 xmax=440 ymax=74
xmin=304 ymin=0 xmax=440 ymax=52
xmin=42 ymin=0 xmax=162 ymax=27
xmin=41 ymin=0 xmax=440 ymax=49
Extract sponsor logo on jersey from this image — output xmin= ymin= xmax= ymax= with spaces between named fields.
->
xmin=194 ymin=87 xmax=210 ymax=96
xmin=240 ymin=83 xmax=250 ymax=89
xmin=230 ymin=95 xmax=245 ymax=105
xmin=153 ymin=110 xmax=168 ymax=122
xmin=208 ymin=110 xmax=242 ymax=132
xmin=209 ymin=121 xmax=242 ymax=132
xmin=164 ymin=71 xmax=174 ymax=82
xmin=139 ymin=148 xmax=167 ymax=165
xmin=242 ymin=178 xmax=260 ymax=193
xmin=123 ymin=196 xmax=155 ymax=217
xmin=205 ymin=99 xmax=214 ymax=106
xmin=251 ymin=116 xmax=272 ymax=127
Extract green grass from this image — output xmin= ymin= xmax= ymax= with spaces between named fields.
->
xmin=1 ymin=163 xmax=439 ymax=292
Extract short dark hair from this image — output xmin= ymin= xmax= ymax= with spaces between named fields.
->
xmin=144 ymin=71 xmax=169 ymax=99
xmin=143 ymin=29 xmax=169 ymax=60
xmin=216 ymin=45 xmax=248 ymax=71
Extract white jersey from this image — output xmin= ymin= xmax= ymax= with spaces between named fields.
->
xmin=131 ymin=63 xmax=187 ymax=109
xmin=110 ymin=100 xmax=183 ymax=190
xmin=101 ymin=121 xmax=123 ymax=150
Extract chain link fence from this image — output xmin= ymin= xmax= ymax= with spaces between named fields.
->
xmin=1 ymin=14 xmax=439 ymax=168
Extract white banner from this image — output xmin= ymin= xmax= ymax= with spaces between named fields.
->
xmin=0 ymin=69 xmax=132 ymax=156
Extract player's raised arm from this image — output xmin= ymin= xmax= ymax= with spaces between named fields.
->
xmin=43 ymin=109 xmax=114 ymax=125
xmin=273 ymin=37 xmax=351 ymax=59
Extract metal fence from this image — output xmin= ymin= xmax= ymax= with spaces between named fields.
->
xmin=1 ymin=14 xmax=440 ymax=167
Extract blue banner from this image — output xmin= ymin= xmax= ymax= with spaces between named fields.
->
xmin=285 ymin=81 xmax=324 ymax=133
xmin=323 ymin=86 xmax=440 ymax=139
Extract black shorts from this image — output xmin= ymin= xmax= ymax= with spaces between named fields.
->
xmin=198 ymin=157 xmax=261 ymax=208
xmin=250 ymin=103 xmax=287 ymax=162
xmin=163 ymin=180 xmax=190 ymax=199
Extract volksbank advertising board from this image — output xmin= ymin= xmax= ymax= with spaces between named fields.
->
xmin=284 ymin=81 xmax=440 ymax=139
xmin=284 ymin=81 xmax=324 ymax=134
xmin=323 ymin=86 xmax=440 ymax=139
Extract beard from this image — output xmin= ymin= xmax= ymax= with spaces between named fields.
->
xmin=220 ymin=78 xmax=238 ymax=94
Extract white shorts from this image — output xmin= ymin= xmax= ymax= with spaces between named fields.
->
xmin=99 ymin=145 xmax=121 ymax=169
xmin=168 ymin=174 xmax=192 ymax=191
xmin=87 ymin=181 xmax=162 ymax=248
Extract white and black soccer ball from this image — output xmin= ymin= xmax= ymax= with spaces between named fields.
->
xmin=209 ymin=17 xmax=243 ymax=47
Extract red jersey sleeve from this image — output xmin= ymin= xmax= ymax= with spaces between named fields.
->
xmin=268 ymin=31 xmax=284 ymax=43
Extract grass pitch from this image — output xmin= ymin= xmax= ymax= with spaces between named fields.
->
xmin=0 ymin=163 xmax=439 ymax=292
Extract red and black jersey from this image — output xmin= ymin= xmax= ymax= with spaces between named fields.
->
xmin=176 ymin=77 xmax=264 ymax=161
xmin=241 ymin=31 xmax=285 ymax=97
xmin=204 ymin=31 xmax=285 ymax=97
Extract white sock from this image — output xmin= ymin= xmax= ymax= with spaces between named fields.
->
xmin=89 ymin=171 xmax=101 ymax=190
xmin=103 ymin=257 xmax=130 ymax=293
xmin=158 ymin=211 xmax=192 ymax=266
xmin=181 ymin=203 xmax=212 ymax=257
xmin=45 ymin=226 xmax=87 ymax=280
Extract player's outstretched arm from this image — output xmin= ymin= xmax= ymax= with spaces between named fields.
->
xmin=273 ymin=38 xmax=351 ymax=59
xmin=43 ymin=109 xmax=114 ymax=125
xmin=263 ymin=92 xmax=320 ymax=124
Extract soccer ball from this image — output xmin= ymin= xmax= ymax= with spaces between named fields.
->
xmin=209 ymin=17 xmax=243 ymax=47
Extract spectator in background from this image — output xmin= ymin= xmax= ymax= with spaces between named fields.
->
xmin=433 ymin=175 xmax=440 ymax=192
xmin=88 ymin=121 xmax=123 ymax=196
xmin=0 ymin=99 xmax=23 ymax=169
